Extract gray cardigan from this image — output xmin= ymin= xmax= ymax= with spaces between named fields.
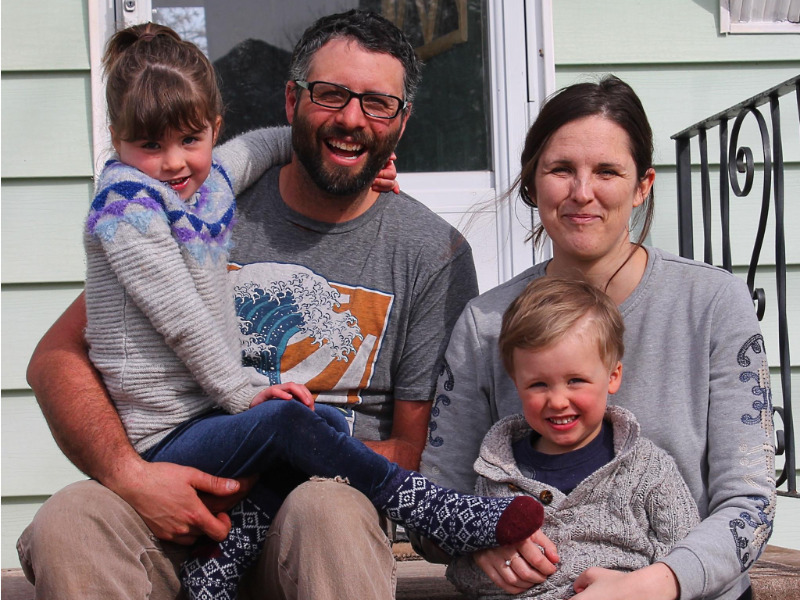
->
xmin=446 ymin=406 xmax=701 ymax=599
xmin=84 ymin=128 xmax=292 ymax=452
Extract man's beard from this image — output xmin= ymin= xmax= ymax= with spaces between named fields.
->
xmin=291 ymin=114 xmax=401 ymax=197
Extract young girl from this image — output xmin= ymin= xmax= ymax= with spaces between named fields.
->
xmin=86 ymin=23 xmax=544 ymax=600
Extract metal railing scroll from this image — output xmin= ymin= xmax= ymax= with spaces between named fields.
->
xmin=671 ymin=75 xmax=799 ymax=498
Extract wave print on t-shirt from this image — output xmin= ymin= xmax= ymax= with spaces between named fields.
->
xmin=227 ymin=261 xmax=393 ymax=406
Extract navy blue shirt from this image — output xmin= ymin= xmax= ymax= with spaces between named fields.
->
xmin=512 ymin=420 xmax=615 ymax=495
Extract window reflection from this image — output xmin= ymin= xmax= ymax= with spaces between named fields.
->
xmin=151 ymin=0 xmax=490 ymax=172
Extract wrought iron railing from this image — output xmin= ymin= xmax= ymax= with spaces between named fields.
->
xmin=672 ymin=75 xmax=798 ymax=498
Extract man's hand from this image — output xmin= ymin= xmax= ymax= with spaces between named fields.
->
xmin=115 ymin=460 xmax=249 ymax=545
xmin=572 ymin=564 xmax=679 ymax=600
xmin=473 ymin=531 xmax=559 ymax=594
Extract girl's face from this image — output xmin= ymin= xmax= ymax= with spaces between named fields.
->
xmin=112 ymin=117 xmax=221 ymax=201
xmin=531 ymin=115 xmax=654 ymax=266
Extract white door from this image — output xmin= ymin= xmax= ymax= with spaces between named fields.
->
xmin=93 ymin=0 xmax=554 ymax=291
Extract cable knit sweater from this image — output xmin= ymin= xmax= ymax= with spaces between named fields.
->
xmin=446 ymin=406 xmax=701 ymax=600
xmin=84 ymin=128 xmax=292 ymax=452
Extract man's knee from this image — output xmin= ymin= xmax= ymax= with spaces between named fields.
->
xmin=277 ymin=478 xmax=387 ymax=539
xmin=250 ymin=480 xmax=396 ymax=600
xmin=20 ymin=481 xmax=123 ymax=576
xmin=18 ymin=480 xmax=184 ymax=598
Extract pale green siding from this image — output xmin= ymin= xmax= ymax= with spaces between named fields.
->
xmin=552 ymin=0 xmax=800 ymax=549
xmin=1 ymin=0 xmax=93 ymax=567
xmin=1 ymin=0 xmax=90 ymax=71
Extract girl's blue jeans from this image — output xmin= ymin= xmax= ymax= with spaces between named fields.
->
xmin=142 ymin=400 xmax=399 ymax=512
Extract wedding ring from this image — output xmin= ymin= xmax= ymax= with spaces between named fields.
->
xmin=504 ymin=553 xmax=520 ymax=567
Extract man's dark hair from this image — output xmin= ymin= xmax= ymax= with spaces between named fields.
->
xmin=289 ymin=9 xmax=422 ymax=104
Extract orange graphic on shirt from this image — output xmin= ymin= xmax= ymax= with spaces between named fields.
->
xmin=229 ymin=261 xmax=393 ymax=405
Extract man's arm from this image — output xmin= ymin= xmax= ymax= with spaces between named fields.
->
xmin=27 ymin=292 xmax=243 ymax=544
xmin=362 ymin=399 xmax=430 ymax=470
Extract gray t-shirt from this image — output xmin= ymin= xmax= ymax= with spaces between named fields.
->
xmin=230 ymin=166 xmax=478 ymax=441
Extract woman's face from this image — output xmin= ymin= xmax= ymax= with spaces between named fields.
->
xmin=531 ymin=115 xmax=654 ymax=265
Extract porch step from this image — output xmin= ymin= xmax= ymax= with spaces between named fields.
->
xmin=3 ymin=545 xmax=799 ymax=600
xmin=393 ymin=544 xmax=800 ymax=600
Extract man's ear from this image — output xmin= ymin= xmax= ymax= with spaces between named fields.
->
xmin=397 ymin=104 xmax=411 ymax=140
xmin=285 ymin=81 xmax=299 ymax=125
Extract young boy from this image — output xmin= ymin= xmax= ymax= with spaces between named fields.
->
xmin=446 ymin=277 xmax=701 ymax=600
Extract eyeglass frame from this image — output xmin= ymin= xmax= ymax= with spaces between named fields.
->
xmin=293 ymin=80 xmax=408 ymax=120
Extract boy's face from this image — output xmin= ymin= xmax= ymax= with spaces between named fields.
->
xmin=511 ymin=318 xmax=622 ymax=455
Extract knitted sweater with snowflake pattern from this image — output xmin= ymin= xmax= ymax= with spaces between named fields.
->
xmin=84 ymin=128 xmax=292 ymax=452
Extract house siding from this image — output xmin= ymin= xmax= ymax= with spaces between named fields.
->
xmin=1 ymin=0 xmax=93 ymax=567
xmin=552 ymin=0 xmax=800 ymax=550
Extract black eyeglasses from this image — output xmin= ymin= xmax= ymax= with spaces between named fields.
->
xmin=294 ymin=80 xmax=407 ymax=120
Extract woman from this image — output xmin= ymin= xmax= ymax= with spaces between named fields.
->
xmin=420 ymin=76 xmax=775 ymax=600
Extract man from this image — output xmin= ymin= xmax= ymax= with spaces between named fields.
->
xmin=18 ymin=10 xmax=478 ymax=600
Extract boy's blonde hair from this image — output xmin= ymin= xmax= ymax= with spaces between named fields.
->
xmin=499 ymin=277 xmax=625 ymax=375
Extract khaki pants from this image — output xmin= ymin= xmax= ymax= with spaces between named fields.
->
xmin=17 ymin=479 xmax=397 ymax=600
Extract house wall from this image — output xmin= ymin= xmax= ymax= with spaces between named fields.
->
xmin=550 ymin=0 xmax=800 ymax=549
xmin=1 ymin=0 xmax=94 ymax=568
xmin=1 ymin=0 xmax=798 ymax=570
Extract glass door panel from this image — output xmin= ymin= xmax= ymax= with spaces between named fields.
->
xmin=151 ymin=0 xmax=491 ymax=173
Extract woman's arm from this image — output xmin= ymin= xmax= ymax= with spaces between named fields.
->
xmin=657 ymin=276 xmax=776 ymax=599
xmin=420 ymin=304 xmax=496 ymax=493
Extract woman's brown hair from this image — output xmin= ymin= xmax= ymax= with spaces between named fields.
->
xmin=516 ymin=75 xmax=655 ymax=250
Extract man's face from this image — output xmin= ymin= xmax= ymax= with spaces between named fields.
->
xmin=286 ymin=38 xmax=408 ymax=197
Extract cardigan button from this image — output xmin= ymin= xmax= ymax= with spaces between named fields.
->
xmin=539 ymin=490 xmax=554 ymax=505
xmin=508 ymin=483 xmax=520 ymax=492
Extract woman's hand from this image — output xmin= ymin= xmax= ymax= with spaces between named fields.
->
xmin=572 ymin=563 xmax=679 ymax=600
xmin=473 ymin=530 xmax=559 ymax=594
xmin=250 ymin=382 xmax=314 ymax=409
xmin=371 ymin=153 xmax=400 ymax=194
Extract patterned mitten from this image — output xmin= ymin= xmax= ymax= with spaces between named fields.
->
xmin=373 ymin=469 xmax=544 ymax=555
xmin=180 ymin=497 xmax=272 ymax=600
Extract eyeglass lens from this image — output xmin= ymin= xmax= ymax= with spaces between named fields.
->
xmin=308 ymin=82 xmax=402 ymax=119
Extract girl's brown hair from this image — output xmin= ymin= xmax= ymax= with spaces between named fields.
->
xmin=103 ymin=22 xmax=222 ymax=142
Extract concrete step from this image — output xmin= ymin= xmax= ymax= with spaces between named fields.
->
xmin=3 ymin=545 xmax=799 ymax=600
